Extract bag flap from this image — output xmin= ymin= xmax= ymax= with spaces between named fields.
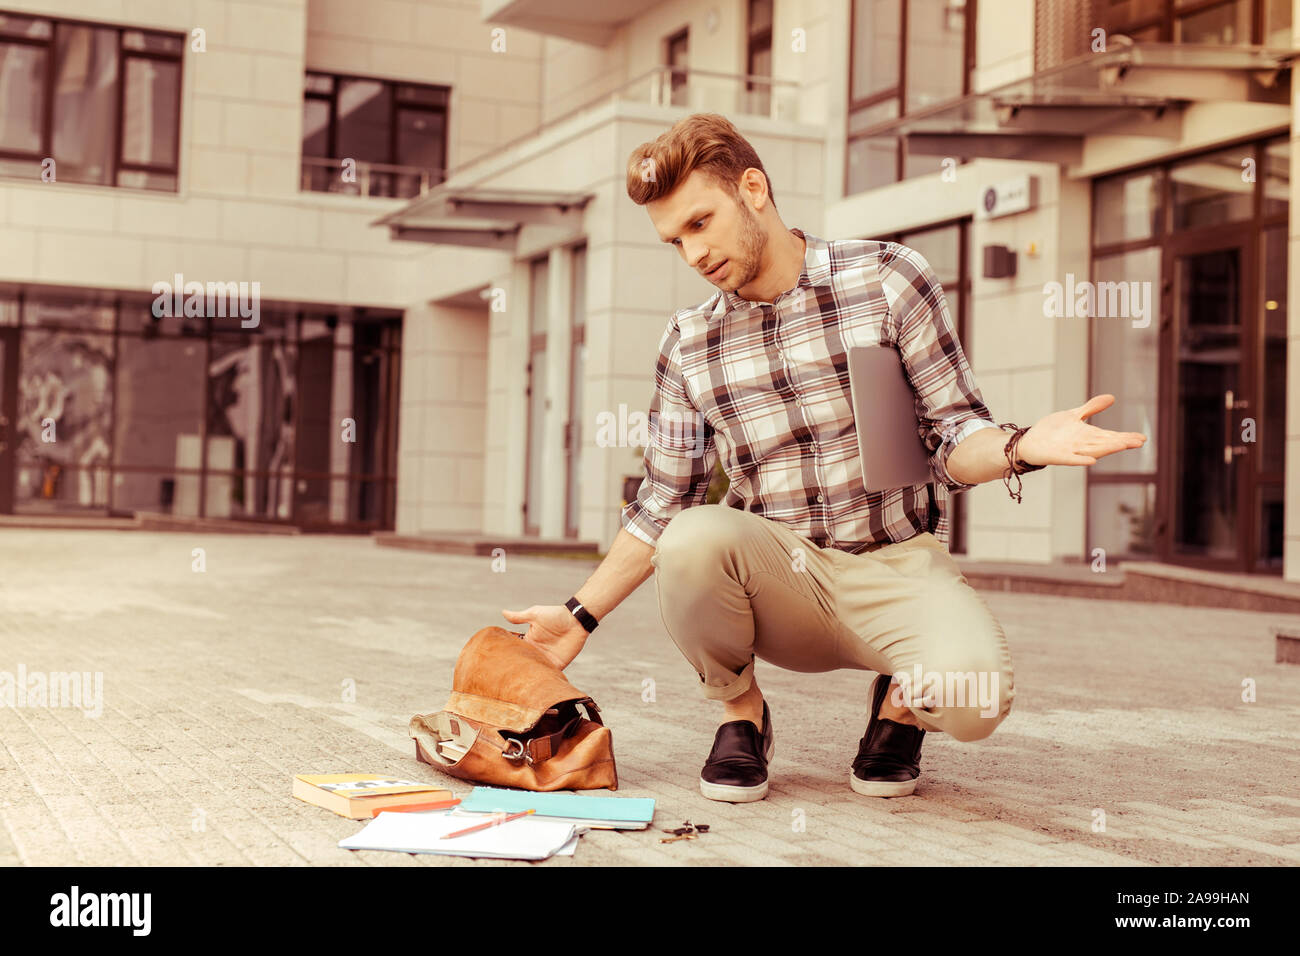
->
xmin=445 ymin=626 xmax=589 ymax=730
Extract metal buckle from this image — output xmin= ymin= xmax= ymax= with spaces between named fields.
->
xmin=501 ymin=738 xmax=532 ymax=764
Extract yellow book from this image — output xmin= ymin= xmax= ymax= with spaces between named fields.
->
xmin=294 ymin=774 xmax=455 ymax=820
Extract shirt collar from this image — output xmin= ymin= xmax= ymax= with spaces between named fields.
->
xmin=712 ymin=227 xmax=830 ymax=321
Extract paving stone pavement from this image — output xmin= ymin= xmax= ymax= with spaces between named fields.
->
xmin=1 ymin=529 xmax=1298 ymax=867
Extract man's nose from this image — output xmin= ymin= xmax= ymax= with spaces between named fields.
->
xmin=682 ymin=240 xmax=708 ymax=270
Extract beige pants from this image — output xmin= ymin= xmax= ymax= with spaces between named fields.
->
xmin=649 ymin=505 xmax=1015 ymax=742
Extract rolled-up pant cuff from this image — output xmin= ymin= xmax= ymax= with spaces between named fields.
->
xmin=700 ymin=657 xmax=755 ymax=702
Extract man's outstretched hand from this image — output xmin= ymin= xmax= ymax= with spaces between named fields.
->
xmin=500 ymin=605 xmax=589 ymax=671
xmin=1018 ymin=394 xmax=1146 ymax=467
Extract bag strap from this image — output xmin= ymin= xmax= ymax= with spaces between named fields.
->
xmin=519 ymin=699 xmax=602 ymax=765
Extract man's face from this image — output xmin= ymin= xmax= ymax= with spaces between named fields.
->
xmin=646 ymin=169 xmax=768 ymax=296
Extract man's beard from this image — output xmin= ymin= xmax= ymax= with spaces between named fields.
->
xmin=729 ymin=200 xmax=768 ymax=293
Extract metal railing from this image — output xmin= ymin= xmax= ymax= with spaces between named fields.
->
xmin=440 ymin=66 xmax=804 ymax=184
xmin=300 ymin=157 xmax=444 ymax=199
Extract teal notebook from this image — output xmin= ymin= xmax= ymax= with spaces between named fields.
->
xmin=454 ymin=786 xmax=656 ymax=830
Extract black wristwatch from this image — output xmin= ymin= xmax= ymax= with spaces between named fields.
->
xmin=565 ymin=596 xmax=599 ymax=634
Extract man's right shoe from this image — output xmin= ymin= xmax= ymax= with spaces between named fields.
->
xmin=699 ymin=700 xmax=774 ymax=803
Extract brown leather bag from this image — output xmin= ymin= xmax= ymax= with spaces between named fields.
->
xmin=408 ymin=625 xmax=618 ymax=791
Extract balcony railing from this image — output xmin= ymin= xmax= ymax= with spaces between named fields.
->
xmin=300 ymin=157 xmax=444 ymax=199
xmin=629 ymin=66 xmax=800 ymax=122
xmin=436 ymin=66 xmax=804 ymax=184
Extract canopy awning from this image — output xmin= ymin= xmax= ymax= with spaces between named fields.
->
xmin=373 ymin=186 xmax=595 ymax=250
xmin=866 ymin=42 xmax=1297 ymax=166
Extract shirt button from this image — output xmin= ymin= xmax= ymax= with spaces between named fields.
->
xmin=816 ymin=494 xmax=824 ymax=503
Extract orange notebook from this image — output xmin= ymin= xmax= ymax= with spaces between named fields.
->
xmin=294 ymin=774 xmax=455 ymax=820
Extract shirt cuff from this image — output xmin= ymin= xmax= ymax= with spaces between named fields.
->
xmin=933 ymin=417 xmax=1001 ymax=490
xmin=620 ymin=500 xmax=665 ymax=547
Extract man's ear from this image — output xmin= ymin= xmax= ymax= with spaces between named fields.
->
xmin=740 ymin=167 xmax=770 ymax=212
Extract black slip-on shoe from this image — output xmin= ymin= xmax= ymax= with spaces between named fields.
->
xmin=850 ymin=672 xmax=924 ymax=797
xmin=699 ymin=700 xmax=774 ymax=803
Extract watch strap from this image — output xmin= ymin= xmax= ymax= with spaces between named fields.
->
xmin=565 ymin=596 xmax=598 ymax=633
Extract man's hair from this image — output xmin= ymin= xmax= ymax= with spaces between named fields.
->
xmin=625 ymin=112 xmax=776 ymax=211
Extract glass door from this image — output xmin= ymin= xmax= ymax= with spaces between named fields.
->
xmin=1160 ymin=227 xmax=1255 ymax=570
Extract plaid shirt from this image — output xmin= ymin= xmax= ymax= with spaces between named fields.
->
xmin=621 ymin=228 xmax=999 ymax=554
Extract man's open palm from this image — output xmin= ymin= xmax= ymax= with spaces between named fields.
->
xmin=1020 ymin=394 xmax=1146 ymax=467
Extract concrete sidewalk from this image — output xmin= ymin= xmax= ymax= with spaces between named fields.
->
xmin=1 ymin=529 xmax=1298 ymax=867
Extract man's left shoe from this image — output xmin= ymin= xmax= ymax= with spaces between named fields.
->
xmin=850 ymin=672 xmax=924 ymax=797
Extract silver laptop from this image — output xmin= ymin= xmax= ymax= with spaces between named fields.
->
xmin=845 ymin=345 xmax=933 ymax=491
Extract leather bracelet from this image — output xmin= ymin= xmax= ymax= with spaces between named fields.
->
xmin=564 ymin=596 xmax=599 ymax=634
xmin=996 ymin=422 xmax=1043 ymax=504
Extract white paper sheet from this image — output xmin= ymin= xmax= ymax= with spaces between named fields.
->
xmin=339 ymin=810 xmax=578 ymax=860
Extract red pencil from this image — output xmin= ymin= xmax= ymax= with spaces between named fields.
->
xmin=440 ymin=808 xmax=535 ymax=839
xmin=371 ymin=798 xmax=461 ymax=817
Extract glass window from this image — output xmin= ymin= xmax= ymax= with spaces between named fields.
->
xmin=302 ymin=98 xmax=330 ymax=156
xmin=0 ymin=12 xmax=52 ymax=39
xmin=121 ymin=57 xmax=180 ymax=170
xmin=1093 ymin=169 xmax=1163 ymax=246
xmin=0 ymin=41 xmax=46 ymax=152
xmin=1264 ymin=0 xmax=1293 ymax=44
xmin=1104 ymin=0 xmax=1167 ymax=29
xmin=205 ymin=470 xmax=295 ymax=521
xmin=1171 ymin=147 xmax=1254 ymax=229
xmin=0 ymin=15 xmax=181 ymax=191
xmin=902 ymin=147 xmax=956 ymax=183
xmin=396 ymin=107 xmax=444 ymax=171
xmin=851 ymin=0 xmax=900 ymax=102
xmin=1089 ymin=247 xmax=1160 ymax=474
xmin=302 ymin=72 xmax=449 ymax=197
xmin=114 ymin=335 xmax=206 ymax=469
xmin=51 ymin=24 xmax=120 ymax=186
xmin=299 ymin=477 xmax=384 ymax=524
xmin=207 ymin=337 xmax=297 ymax=474
xmin=1262 ymin=138 xmax=1289 ymax=216
xmin=112 ymin=470 xmax=199 ymax=517
xmin=906 ymin=0 xmax=966 ymax=112
xmin=847 ymin=135 xmax=899 ymax=193
xmin=396 ymin=84 xmax=447 ymax=106
xmin=1174 ymin=0 xmax=1251 ymax=43
xmin=1089 ymin=483 xmax=1157 ymax=558
xmin=15 ymin=464 xmax=110 ymax=512
xmin=122 ymin=30 xmax=182 ymax=54
xmin=898 ymin=225 xmax=959 ymax=282
xmin=211 ymin=308 xmax=294 ymax=337
xmin=337 ymin=78 xmax=392 ymax=164
xmin=121 ymin=296 xmax=205 ymax=335
xmin=16 ymin=329 xmax=115 ymax=511
xmin=24 ymin=294 xmax=115 ymax=331
xmin=848 ymin=97 xmax=900 ymax=137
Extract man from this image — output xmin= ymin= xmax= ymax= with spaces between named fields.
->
xmin=503 ymin=113 xmax=1146 ymax=803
